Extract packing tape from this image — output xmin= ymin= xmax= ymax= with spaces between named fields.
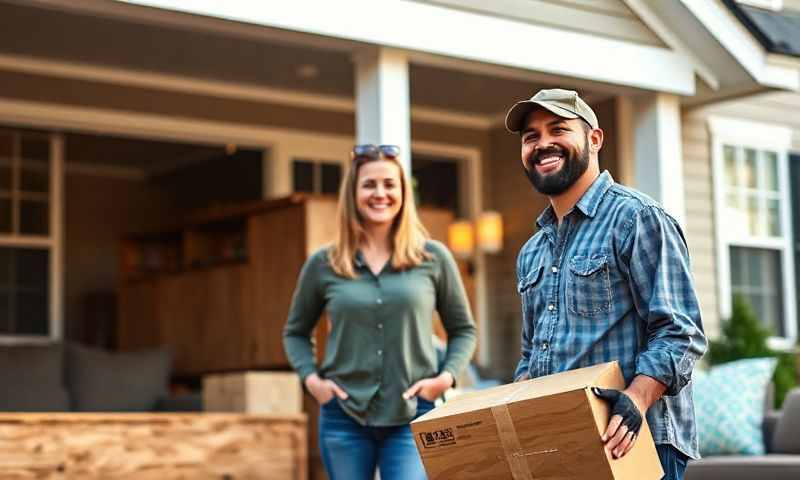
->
xmin=491 ymin=404 xmax=533 ymax=480
xmin=491 ymin=384 xmax=533 ymax=480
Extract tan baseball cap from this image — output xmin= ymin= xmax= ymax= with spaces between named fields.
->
xmin=504 ymin=88 xmax=598 ymax=134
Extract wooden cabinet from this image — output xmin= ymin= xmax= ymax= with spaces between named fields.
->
xmin=118 ymin=196 xmax=332 ymax=375
xmin=118 ymin=195 xmax=467 ymax=375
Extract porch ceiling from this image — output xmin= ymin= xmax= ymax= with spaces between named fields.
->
xmin=64 ymin=132 xmax=224 ymax=174
xmin=0 ymin=1 xmax=355 ymax=98
xmin=0 ymin=1 xmax=608 ymax=121
xmin=410 ymin=64 xmax=599 ymax=116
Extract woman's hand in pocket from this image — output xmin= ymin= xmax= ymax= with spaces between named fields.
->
xmin=402 ymin=371 xmax=454 ymax=402
xmin=305 ymin=373 xmax=348 ymax=405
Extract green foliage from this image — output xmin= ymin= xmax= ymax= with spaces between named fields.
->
xmin=708 ymin=295 xmax=798 ymax=408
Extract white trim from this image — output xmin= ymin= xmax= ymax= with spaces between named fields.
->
xmin=0 ymin=53 xmax=495 ymax=131
xmin=708 ymin=116 xmax=793 ymax=150
xmin=119 ymin=0 xmax=697 ymax=95
xmin=680 ymin=0 xmax=800 ymax=90
xmin=777 ymin=142 xmax=797 ymax=342
xmin=736 ymin=0 xmax=783 ymax=11
xmin=0 ymin=130 xmax=61 ymax=340
xmin=624 ymin=0 xmax=720 ymax=91
xmin=767 ymin=53 xmax=800 ymax=70
xmin=709 ymin=116 xmax=797 ymax=343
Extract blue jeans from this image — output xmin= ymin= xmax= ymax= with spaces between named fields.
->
xmin=319 ymin=398 xmax=434 ymax=480
xmin=656 ymin=445 xmax=688 ymax=480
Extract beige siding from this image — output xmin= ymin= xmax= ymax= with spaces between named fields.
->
xmin=681 ymin=111 xmax=720 ymax=338
xmin=681 ymin=90 xmax=800 ymax=339
xmin=418 ymin=0 xmax=665 ymax=46
xmin=700 ymin=91 xmax=800 ymax=150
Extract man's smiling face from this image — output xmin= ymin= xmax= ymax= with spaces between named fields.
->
xmin=520 ymin=108 xmax=591 ymax=196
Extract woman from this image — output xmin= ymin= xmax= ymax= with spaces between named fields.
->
xmin=283 ymin=144 xmax=477 ymax=480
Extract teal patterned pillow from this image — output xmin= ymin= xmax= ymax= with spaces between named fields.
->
xmin=693 ymin=357 xmax=777 ymax=455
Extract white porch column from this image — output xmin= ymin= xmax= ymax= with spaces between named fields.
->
xmin=354 ymin=48 xmax=411 ymax=171
xmin=617 ymin=93 xmax=686 ymax=226
xmin=264 ymin=144 xmax=292 ymax=198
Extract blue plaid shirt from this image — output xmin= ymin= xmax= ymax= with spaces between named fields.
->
xmin=515 ymin=171 xmax=707 ymax=459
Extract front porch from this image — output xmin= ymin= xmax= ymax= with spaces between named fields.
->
xmin=2 ymin=1 xmax=797 ymax=479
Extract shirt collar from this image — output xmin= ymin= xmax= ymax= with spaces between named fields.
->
xmin=535 ymin=170 xmax=615 ymax=228
xmin=575 ymin=170 xmax=614 ymax=218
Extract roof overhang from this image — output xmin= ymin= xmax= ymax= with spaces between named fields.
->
xmin=101 ymin=0 xmax=696 ymax=95
xmin=12 ymin=0 xmax=800 ymax=103
xmin=625 ymin=0 xmax=799 ymax=104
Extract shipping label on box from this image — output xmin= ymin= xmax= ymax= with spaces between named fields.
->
xmin=411 ymin=362 xmax=664 ymax=480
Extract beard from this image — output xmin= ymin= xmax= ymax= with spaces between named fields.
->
xmin=522 ymin=137 xmax=590 ymax=195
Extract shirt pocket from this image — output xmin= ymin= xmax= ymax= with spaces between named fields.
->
xmin=567 ymin=254 xmax=612 ymax=317
xmin=517 ymin=265 xmax=545 ymax=317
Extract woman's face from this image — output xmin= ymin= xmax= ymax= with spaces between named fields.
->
xmin=355 ymin=160 xmax=403 ymax=228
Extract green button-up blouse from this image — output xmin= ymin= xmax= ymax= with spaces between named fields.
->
xmin=283 ymin=240 xmax=477 ymax=426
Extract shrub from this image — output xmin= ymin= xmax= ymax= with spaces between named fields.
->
xmin=708 ymin=295 xmax=797 ymax=408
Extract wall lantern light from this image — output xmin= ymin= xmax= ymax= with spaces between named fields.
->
xmin=447 ymin=211 xmax=504 ymax=260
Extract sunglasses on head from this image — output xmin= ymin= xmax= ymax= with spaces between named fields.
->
xmin=351 ymin=144 xmax=401 ymax=161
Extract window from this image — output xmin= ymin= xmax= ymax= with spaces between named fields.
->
xmin=412 ymin=154 xmax=463 ymax=217
xmin=0 ymin=129 xmax=61 ymax=339
xmin=292 ymin=159 xmax=342 ymax=195
xmin=710 ymin=117 xmax=796 ymax=345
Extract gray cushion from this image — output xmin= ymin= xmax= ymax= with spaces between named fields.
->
xmin=0 ymin=343 xmax=70 ymax=411
xmin=763 ymin=410 xmax=782 ymax=452
xmin=66 ymin=344 xmax=171 ymax=412
xmin=686 ymin=455 xmax=800 ymax=480
xmin=155 ymin=393 xmax=203 ymax=412
xmin=772 ymin=389 xmax=800 ymax=454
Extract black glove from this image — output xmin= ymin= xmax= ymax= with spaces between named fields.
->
xmin=592 ymin=387 xmax=643 ymax=435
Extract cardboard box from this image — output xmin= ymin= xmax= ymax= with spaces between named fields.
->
xmin=203 ymin=371 xmax=302 ymax=415
xmin=411 ymin=362 xmax=663 ymax=480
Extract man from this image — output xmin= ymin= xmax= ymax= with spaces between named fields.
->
xmin=505 ymin=88 xmax=706 ymax=480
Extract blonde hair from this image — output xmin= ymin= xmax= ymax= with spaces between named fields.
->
xmin=329 ymin=153 xmax=430 ymax=278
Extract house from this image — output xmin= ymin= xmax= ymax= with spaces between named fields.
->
xmin=682 ymin=0 xmax=800 ymax=351
xmin=0 ymin=0 xmax=798 ymax=383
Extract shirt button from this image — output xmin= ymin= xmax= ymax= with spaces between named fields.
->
xmin=541 ymin=342 xmax=549 ymax=351
xmin=551 ymin=266 xmax=558 ymax=273
xmin=547 ymin=304 xmax=555 ymax=311
xmin=377 ymin=350 xmax=383 ymax=356
xmin=376 ymin=298 xmax=383 ymax=305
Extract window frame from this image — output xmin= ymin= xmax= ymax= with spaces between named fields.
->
xmin=709 ymin=116 xmax=796 ymax=348
xmin=290 ymin=157 xmax=346 ymax=196
xmin=0 ymin=130 xmax=63 ymax=343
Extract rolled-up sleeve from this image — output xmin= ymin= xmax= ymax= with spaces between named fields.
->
xmin=619 ymin=206 xmax=707 ymax=396
xmin=282 ymin=251 xmax=326 ymax=383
